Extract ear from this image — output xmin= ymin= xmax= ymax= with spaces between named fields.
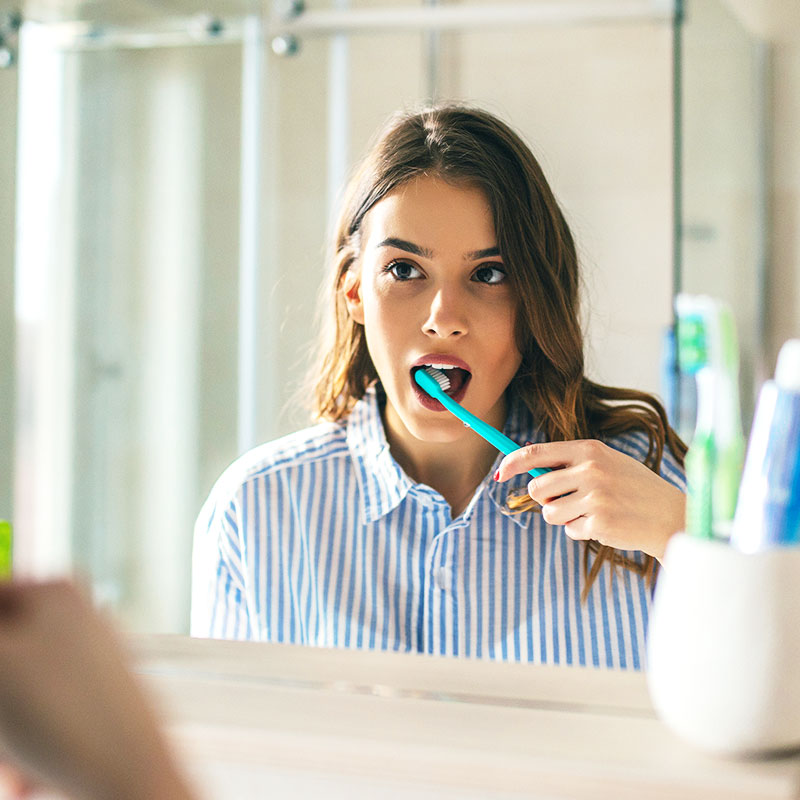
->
xmin=341 ymin=268 xmax=365 ymax=325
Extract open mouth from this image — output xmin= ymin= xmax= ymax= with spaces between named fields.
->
xmin=410 ymin=363 xmax=472 ymax=408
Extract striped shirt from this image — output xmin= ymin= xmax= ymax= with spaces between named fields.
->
xmin=191 ymin=385 xmax=685 ymax=669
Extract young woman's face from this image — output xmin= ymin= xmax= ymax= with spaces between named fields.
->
xmin=343 ymin=176 xmax=523 ymax=445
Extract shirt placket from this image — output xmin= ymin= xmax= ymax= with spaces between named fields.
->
xmin=422 ymin=506 xmax=463 ymax=657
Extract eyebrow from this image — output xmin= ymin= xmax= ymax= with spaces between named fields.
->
xmin=376 ymin=237 xmax=434 ymax=258
xmin=376 ymin=238 xmax=501 ymax=261
xmin=466 ymin=246 xmax=501 ymax=260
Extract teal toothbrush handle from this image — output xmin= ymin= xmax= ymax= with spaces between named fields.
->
xmin=414 ymin=370 xmax=551 ymax=478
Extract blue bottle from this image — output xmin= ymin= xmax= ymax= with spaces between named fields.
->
xmin=731 ymin=340 xmax=800 ymax=552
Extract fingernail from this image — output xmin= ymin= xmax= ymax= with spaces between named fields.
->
xmin=493 ymin=470 xmax=500 ymax=482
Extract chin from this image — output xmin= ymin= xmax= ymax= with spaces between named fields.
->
xmin=406 ymin=413 xmax=468 ymax=444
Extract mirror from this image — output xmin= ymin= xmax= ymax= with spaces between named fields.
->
xmin=4 ymin=0 xmax=764 ymax=663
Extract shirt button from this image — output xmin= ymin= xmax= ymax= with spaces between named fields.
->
xmin=434 ymin=566 xmax=450 ymax=592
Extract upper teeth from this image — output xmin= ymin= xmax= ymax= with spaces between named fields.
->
xmin=425 ymin=363 xmax=455 ymax=370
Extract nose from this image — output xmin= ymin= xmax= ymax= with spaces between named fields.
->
xmin=422 ymin=285 xmax=468 ymax=339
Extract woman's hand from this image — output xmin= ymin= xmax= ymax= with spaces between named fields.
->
xmin=0 ymin=580 xmax=196 ymax=800
xmin=496 ymin=440 xmax=686 ymax=561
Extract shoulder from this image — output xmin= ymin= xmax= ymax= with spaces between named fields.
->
xmin=604 ymin=428 xmax=686 ymax=491
xmin=205 ymin=421 xmax=350 ymax=508
xmin=604 ymin=428 xmax=653 ymax=462
xmin=193 ymin=422 xmax=349 ymax=568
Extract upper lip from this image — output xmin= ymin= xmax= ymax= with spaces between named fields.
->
xmin=411 ymin=354 xmax=472 ymax=373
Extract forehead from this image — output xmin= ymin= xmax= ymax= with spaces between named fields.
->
xmin=361 ymin=176 xmax=496 ymax=251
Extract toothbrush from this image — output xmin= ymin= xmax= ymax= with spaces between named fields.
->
xmin=414 ymin=367 xmax=551 ymax=478
xmin=676 ymin=295 xmax=745 ymax=540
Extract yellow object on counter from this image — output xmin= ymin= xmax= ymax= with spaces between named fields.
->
xmin=0 ymin=520 xmax=12 ymax=579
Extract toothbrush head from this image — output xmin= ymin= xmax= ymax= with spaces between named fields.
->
xmin=676 ymin=294 xmax=714 ymax=375
xmin=414 ymin=366 xmax=451 ymax=397
xmin=677 ymin=313 xmax=708 ymax=375
xmin=675 ymin=294 xmax=738 ymax=375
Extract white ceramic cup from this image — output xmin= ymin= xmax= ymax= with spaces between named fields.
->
xmin=647 ymin=533 xmax=800 ymax=755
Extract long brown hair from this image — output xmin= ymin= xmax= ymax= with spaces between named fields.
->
xmin=312 ymin=104 xmax=685 ymax=599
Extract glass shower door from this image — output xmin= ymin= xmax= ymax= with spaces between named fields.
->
xmin=14 ymin=6 xmax=250 ymax=630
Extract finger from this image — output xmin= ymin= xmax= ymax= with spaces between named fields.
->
xmin=525 ymin=467 xmax=583 ymax=505
xmin=0 ymin=578 xmax=65 ymax=610
xmin=0 ymin=582 xmax=25 ymax=618
xmin=496 ymin=440 xmax=591 ymax=482
xmin=563 ymin=516 xmax=593 ymax=542
xmin=540 ymin=492 xmax=587 ymax=527
xmin=0 ymin=763 xmax=37 ymax=798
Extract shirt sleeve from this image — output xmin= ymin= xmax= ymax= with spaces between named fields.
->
xmin=190 ymin=487 xmax=253 ymax=640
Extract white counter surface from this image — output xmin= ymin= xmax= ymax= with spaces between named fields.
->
xmin=130 ymin=634 xmax=800 ymax=799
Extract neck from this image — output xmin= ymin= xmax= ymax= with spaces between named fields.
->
xmin=382 ymin=399 xmax=506 ymax=518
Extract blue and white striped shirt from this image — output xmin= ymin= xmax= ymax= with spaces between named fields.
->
xmin=191 ymin=385 xmax=685 ymax=669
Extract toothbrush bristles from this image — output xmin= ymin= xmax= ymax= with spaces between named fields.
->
xmin=423 ymin=366 xmax=451 ymax=392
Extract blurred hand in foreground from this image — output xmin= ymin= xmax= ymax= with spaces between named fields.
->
xmin=0 ymin=580 xmax=196 ymax=800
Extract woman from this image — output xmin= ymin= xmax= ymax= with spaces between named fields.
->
xmin=191 ymin=104 xmax=685 ymax=669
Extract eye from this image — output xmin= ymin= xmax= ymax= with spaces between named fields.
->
xmin=472 ymin=264 xmax=506 ymax=285
xmin=385 ymin=259 xmax=423 ymax=281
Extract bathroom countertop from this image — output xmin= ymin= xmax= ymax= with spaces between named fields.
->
xmin=130 ymin=634 xmax=800 ymax=800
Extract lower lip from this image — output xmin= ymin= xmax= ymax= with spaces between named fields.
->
xmin=411 ymin=372 xmax=470 ymax=411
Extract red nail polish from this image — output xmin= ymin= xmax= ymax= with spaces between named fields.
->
xmin=493 ymin=470 xmax=500 ymax=481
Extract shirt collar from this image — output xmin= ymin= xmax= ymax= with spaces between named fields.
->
xmin=346 ymin=385 xmax=413 ymax=524
xmin=346 ymin=384 xmax=544 ymax=527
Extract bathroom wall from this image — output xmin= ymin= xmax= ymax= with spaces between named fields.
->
xmin=769 ymin=37 xmax=800 ymax=364
xmin=723 ymin=0 xmax=800 ymax=367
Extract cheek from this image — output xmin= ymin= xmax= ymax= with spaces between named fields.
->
xmin=363 ymin=295 xmax=394 ymax=338
xmin=363 ymin=282 xmax=416 ymax=337
xmin=484 ymin=310 xmax=522 ymax=380
xmin=361 ymin=296 xmax=404 ymax=372
xmin=485 ymin=304 xmax=520 ymax=353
